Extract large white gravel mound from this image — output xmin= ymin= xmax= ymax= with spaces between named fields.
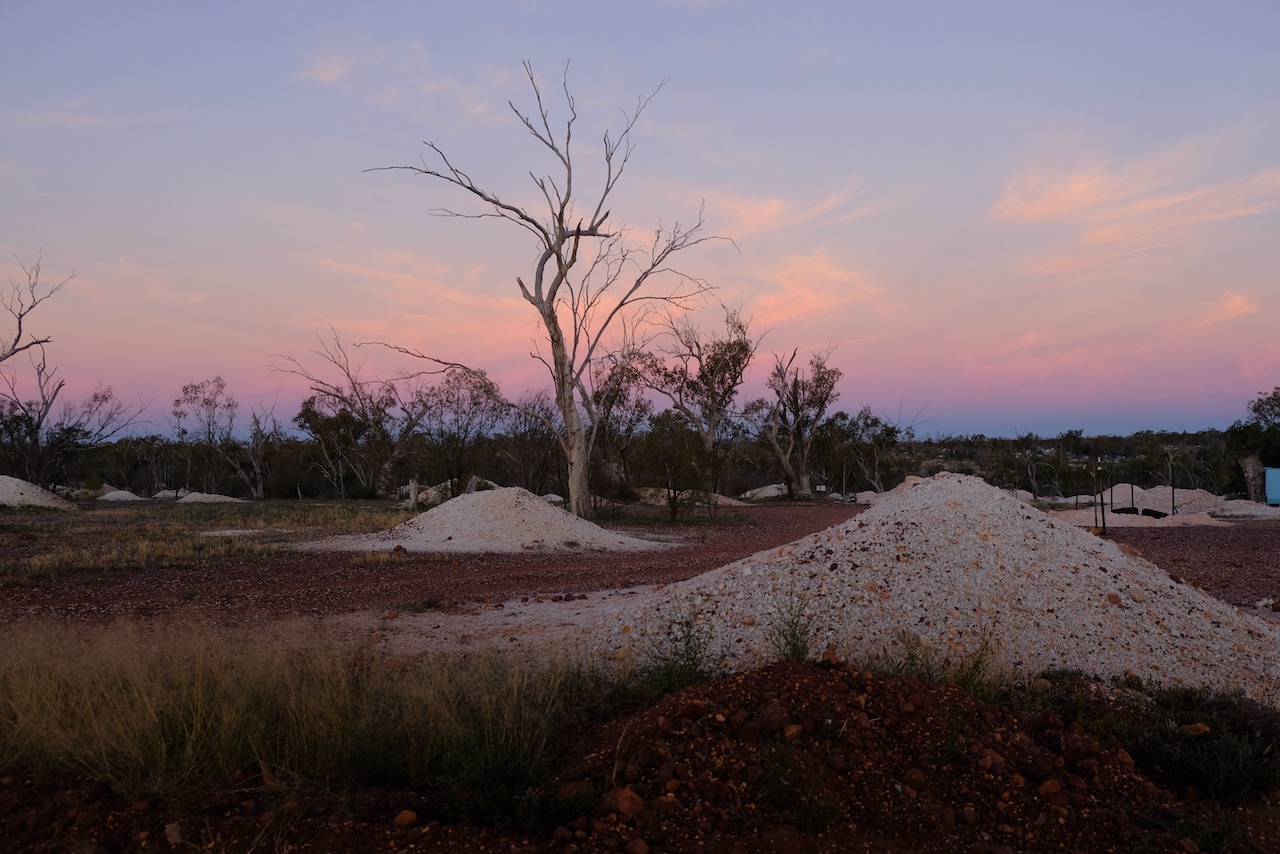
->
xmin=0 ymin=475 xmax=77 ymax=510
xmin=605 ymin=473 xmax=1280 ymax=704
xmin=313 ymin=486 xmax=671 ymax=553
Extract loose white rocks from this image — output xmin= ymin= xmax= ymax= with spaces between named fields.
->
xmin=606 ymin=473 xmax=1280 ymax=705
xmin=313 ymin=486 xmax=671 ymax=553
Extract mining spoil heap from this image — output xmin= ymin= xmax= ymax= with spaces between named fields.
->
xmin=313 ymin=486 xmax=671 ymax=553
xmin=606 ymin=473 xmax=1280 ymax=704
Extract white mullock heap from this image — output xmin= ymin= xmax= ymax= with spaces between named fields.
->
xmin=331 ymin=486 xmax=672 ymax=553
xmin=605 ymin=472 xmax=1280 ymax=705
xmin=0 ymin=475 xmax=78 ymax=510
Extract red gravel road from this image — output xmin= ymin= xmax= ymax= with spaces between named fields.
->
xmin=0 ymin=505 xmax=864 ymax=622
xmin=1 ymin=506 xmax=1278 ymax=622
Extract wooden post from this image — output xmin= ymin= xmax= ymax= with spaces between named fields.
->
xmin=408 ymin=477 xmax=419 ymax=512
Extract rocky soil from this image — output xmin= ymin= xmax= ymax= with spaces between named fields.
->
xmin=2 ymin=499 xmax=1280 ymax=852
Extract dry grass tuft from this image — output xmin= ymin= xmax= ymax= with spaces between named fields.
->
xmin=1 ymin=501 xmax=416 ymax=579
xmin=0 ymin=619 xmax=599 ymax=811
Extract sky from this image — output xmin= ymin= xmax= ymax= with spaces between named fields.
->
xmin=2 ymin=0 xmax=1278 ymax=439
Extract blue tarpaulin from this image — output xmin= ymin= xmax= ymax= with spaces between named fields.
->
xmin=1266 ymin=467 xmax=1280 ymax=507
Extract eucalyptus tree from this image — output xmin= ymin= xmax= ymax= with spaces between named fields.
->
xmin=171 ymin=376 xmax=281 ymax=499
xmin=369 ymin=63 xmax=723 ymax=517
xmin=275 ymin=329 xmax=431 ymax=498
xmin=632 ymin=307 xmax=760 ymax=500
xmin=747 ymin=349 xmax=842 ymax=498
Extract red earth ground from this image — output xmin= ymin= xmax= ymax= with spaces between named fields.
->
xmin=2 ymin=504 xmax=1279 ymax=852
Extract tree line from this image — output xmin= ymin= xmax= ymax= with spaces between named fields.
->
xmin=3 ymin=328 xmax=1277 ymax=509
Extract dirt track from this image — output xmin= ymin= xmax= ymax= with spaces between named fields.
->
xmin=2 ymin=505 xmax=1278 ymax=623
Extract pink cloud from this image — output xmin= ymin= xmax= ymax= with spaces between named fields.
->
xmin=1186 ymin=291 xmax=1260 ymax=329
xmin=747 ymin=250 xmax=888 ymax=327
xmin=660 ymin=178 xmax=871 ymax=240
xmin=991 ymin=133 xmax=1280 ymax=284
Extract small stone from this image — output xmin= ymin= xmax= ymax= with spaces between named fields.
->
xmin=164 ymin=822 xmax=183 ymax=845
xmin=624 ymin=839 xmax=651 ymax=854
xmin=756 ymin=702 xmax=789 ymax=733
xmin=1038 ymin=779 xmax=1062 ymax=797
xmin=679 ymin=699 xmax=708 ymax=720
xmin=392 ymin=809 xmax=417 ymax=828
xmin=782 ymin=723 xmax=803 ymax=742
xmin=615 ymin=786 xmax=644 ymax=818
xmin=1178 ymin=722 xmax=1210 ymax=737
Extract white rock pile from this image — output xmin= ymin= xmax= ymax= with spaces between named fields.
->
xmin=99 ymin=489 xmax=145 ymax=501
xmin=316 ymin=486 xmax=671 ymax=553
xmin=0 ymin=475 xmax=77 ymax=510
xmin=605 ymin=473 xmax=1280 ymax=705
xmin=177 ymin=492 xmax=244 ymax=504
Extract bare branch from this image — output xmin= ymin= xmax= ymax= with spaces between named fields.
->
xmin=4 ymin=251 xmax=71 ymax=365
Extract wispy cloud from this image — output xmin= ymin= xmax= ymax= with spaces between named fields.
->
xmin=748 ymin=249 xmax=887 ymax=326
xmin=956 ymin=331 xmax=1114 ymax=390
xmin=1186 ymin=290 xmax=1261 ymax=329
xmin=692 ymin=178 xmax=877 ymax=239
xmin=296 ymin=41 xmax=503 ymax=122
xmin=1 ymin=101 xmax=176 ymax=128
xmin=991 ymin=131 xmax=1280 ymax=280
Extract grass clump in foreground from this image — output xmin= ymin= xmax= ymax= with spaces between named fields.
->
xmin=0 ymin=619 xmax=698 ymax=829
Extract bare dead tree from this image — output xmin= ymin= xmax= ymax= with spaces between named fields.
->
xmin=0 ymin=345 xmax=140 ymax=487
xmin=171 ymin=376 xmax=281 ymax=498
xmin=272 ymin=328 xmax=431 ymax=497
xmin=4 ymin=252 xmax=70 ymax=366
xmin=367 ymin=62 xmax=725 ymax=517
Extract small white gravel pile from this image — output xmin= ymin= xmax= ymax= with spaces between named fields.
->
xmin=177 ymin=492 xmax=244 ymax=504
xmin=319 ymin=486 xmax=671 ymax=553
xmin=98 ymin=489 xmax=145 ymax=502
xmin=0 ymin=475 xmax=77 ymax=510
xmin=740 ymin=483 xmax=788 ymax=500
xmin=606 ymin=473 xmax=1280 ymax=704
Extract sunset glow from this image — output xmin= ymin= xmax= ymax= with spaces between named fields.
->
xmin=2 ymin=2 xmax=1277 ymax=437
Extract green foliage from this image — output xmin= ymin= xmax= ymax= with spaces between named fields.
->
xmin=1247 ymin=387 xmax=1280 ymax=430
xmin=634 ymin=410 xmax=705 ymax=520
xmin=766 ymin=586 xmax=813 ymax=662
xmin=623 ymin=611 xmax=715 ymax=703
xmin=1035 ymin=674 xmax=1280 ymax=805
xmin=870 ymin=628 xmax=1011 ymax=705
